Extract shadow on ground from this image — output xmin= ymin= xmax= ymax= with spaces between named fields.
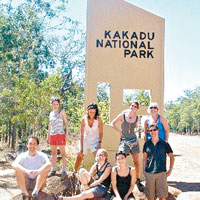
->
xmin=168 ymin=181 xmax=200 ymax=192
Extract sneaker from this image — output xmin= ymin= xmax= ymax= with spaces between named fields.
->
xmin=48 ymin=170 xmax=57 ymax=177
xmin=136 ymin=179 xmax=145 ymax=192
xmin=32 ymin=190 xmax=39 ymax=199
xmin=61 ymin=171 xmax=67 ymax=181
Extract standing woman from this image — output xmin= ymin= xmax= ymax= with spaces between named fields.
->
xmin=111 ymin=151 xmax=136 ymax=200
xmin=48 ymin=96 xmax=69 ymax=179
xmin=110 ymin=101 xmax=144 ymax=192
xmin=144 ymin=102 xmax=169 ymax=142
xmin=74 ymin=103 xmax=103 ymax=172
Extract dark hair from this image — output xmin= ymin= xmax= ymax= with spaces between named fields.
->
xmin=130 ymin=101 xmax=140 ymax=108
xmin=87 ymin=103 xmax=99 ymax=119
xmin=149 ymin=123 xmax=158 ymax=130
xmin=51 ymin=96 xmax=60 ymax=104
xmin=115 ymin=151 xmax=127 ymax=159
xmin=28 ymin=135 xmax=39 ymax=145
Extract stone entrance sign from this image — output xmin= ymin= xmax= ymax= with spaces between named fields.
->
xmin=84 ymin=0 xmax=164 ymax=170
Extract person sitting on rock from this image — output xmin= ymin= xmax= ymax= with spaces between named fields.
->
xmin=111 ymin=151 xmax=136 ymax=200
xmin=55 ymin=148 xmax=112 ymax=200
xmin=12 ymin=136 xmax=51 ymax=199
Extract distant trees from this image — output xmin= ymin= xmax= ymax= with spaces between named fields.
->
xmin=123 ymin=90 xmax=150 ymax=106
xmin=165 ymin=86 xmax=200 ymax=135
xmin=0 ymin=0 xmax=85 ymax=149
xmin=1 ymin=1 xmax=199 ymax=151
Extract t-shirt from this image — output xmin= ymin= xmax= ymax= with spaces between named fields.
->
xmin=13 ymin=151 xmax=50 ymax=172
xmin=143 ymin=140 xmax=173 ymax=173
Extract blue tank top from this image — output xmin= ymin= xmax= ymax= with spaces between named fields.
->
xmin=147 ymin=115 xmax=166 ymax=141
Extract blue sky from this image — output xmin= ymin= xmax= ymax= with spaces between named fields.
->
xmin=67 ymin=0 xmax=200 ymax=103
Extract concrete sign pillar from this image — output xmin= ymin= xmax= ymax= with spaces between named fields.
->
xmin=84 ymin=0 xmax=164 ymax=174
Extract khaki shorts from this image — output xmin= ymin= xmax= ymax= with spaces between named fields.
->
xmin=25 ymin=176 xmax=46 ymax=191
xmin=145 ymin=172 xmax=168 ymax=199
xmin=26 ymin=176 xmax=36 ymax=190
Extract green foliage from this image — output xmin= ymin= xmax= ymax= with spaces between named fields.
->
xmin=0 ymin=0 xmax=86 ymax=148
xmin=123 ymin=90 xmax=150 ymax=106
xmin=97 ymin=83 xmax=110 ymax=124
xmin=165 ymin=86 xmax=200 ymax=134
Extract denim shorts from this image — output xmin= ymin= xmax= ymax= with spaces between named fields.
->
xmin=91 ymin=184 xmax=108 ymax=198
xmin=110 ymin=193 xmax=134 ymax=200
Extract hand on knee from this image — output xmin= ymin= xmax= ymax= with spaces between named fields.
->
xmin=78 ymin=168 xmax=86 ymax=176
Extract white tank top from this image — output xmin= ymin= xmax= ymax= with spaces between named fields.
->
xmin=83 ymin=115 xmax=99 ymax=140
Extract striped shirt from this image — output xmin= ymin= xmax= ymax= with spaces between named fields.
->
xmin=49 ymin=111 xmax=65 ymax=135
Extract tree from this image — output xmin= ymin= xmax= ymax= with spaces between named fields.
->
xmin=0 ymin=0 xmax=86 ymax=148
xmin=165 ymin=86 xmax=200 ymax=135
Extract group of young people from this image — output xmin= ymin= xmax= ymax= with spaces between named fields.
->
xmin=12 ymin=97 xmax=174 ymax=200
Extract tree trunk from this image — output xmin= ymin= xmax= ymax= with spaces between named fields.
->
xmin=8 ymin=121 xmax=12 ymax=146
xmin=11 ymin=124 xmax=16 ymax=149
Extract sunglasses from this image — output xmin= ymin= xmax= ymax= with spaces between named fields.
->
xmin=150 ymin=107 xmax=157 ymax=109
xmin=149 ymin=128 xmax=157 ymax=132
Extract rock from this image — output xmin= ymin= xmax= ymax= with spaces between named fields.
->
xmin=132 ymin=185 xmax=181 ymax=200
xmin=12 ymin=173 xmax=182 ymax=200
xmin=12 ymin=191 xmax=55 ymax=200
xmin=44 ymin=171 xmax=81 ymax=196
xmin=168 ymin=186 xmax=181 ymax=199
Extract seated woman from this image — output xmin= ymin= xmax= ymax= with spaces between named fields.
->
xmin=55 ymin=149 xmax=111 ymax=200
xmin=111 ymin=151 xmax=136 ymax=200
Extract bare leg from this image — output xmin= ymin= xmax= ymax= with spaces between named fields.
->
xmin=34 ymin=167 xmax=49 ymax=191
xmin=74 ymin=154 xmax=84 ymax=172
xmin=78 ymin=168 xmax=91 ymax=185
xmin=14 ymin=168 xmax=29 ymax=196
xmin=59 ymin=145 xmax=67 ymax=169
xmin=50 ymin=145 xmax=57 ymax=169
xmin=131 ymin=153 xmax=140 ymax=179
xmin=62 ymin=189 xmax=94 ymax=200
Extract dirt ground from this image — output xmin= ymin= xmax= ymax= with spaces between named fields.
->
xmin=167 ymin=133 xmax=200 ymax=193
xmin=0 ymin=133 xmax=200 ymax=200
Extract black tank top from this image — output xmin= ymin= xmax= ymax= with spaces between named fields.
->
xmin=116 ymin=167 xmax=132 ymax=198
xmin=96 ymin=162 xmax=111 ymax=189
